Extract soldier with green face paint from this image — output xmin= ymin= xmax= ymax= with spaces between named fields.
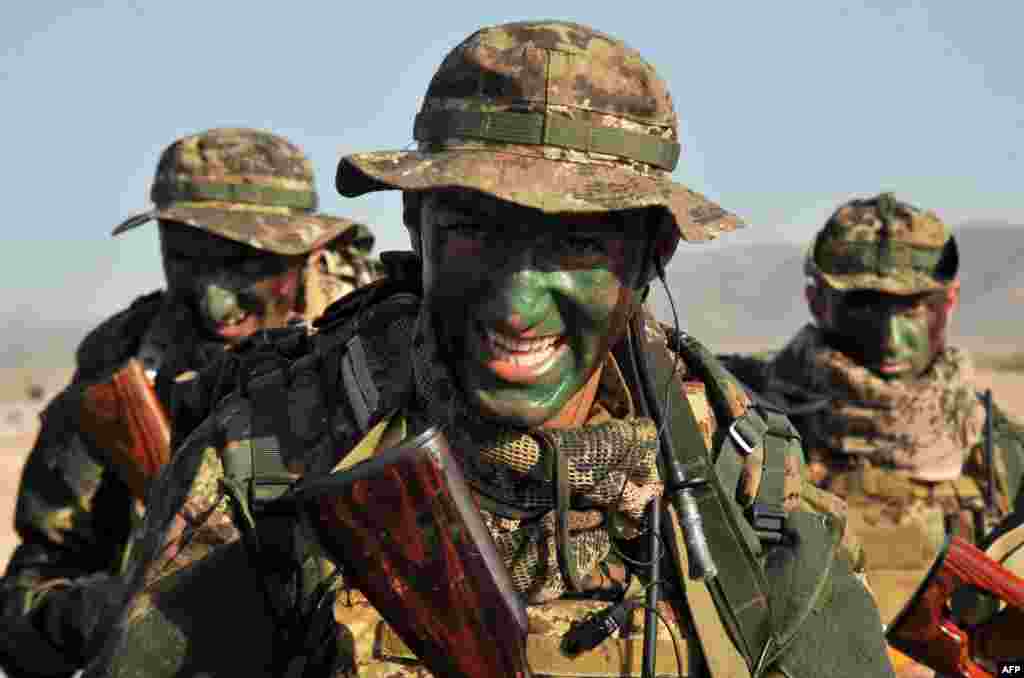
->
xmin=721 ymin=193 xmax=1024 ymax=676
xmin=83 ymin=23 xmax=894 ymax=678
xmin=0 ymin=128 xmax=380 ymax=678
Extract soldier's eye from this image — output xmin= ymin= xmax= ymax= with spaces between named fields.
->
xmin=445 ymin=223 xmax=487 ymax=239
xmin=560 ymin=235 xmax=607 ymax=256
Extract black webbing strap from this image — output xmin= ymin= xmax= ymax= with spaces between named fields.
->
xmin=413 ymin=109 xmax=681 ymax=171
xmin=546 ymin=431 xmax=585 ymax=593
xmin=629 ymin=322 xmax=774 ymax=668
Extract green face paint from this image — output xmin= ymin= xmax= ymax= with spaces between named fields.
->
xmin=158 ymin=222 xmax=305 ymax=343
xmin=419 ymin=191 xmax=647 ymax=427
xmin=825 ymin=289 xmax=945 ymax=381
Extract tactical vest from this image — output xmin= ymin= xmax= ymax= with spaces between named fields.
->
xmin=197 ymin=253 xmax=852 ymax=678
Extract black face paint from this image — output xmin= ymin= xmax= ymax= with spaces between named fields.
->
xmin=824 ymin=288 xmax=945 ymax=381
xmin=418 ymin=190 xmax=648 ymax=427
xmin=158 ymin=222 xmax=304 ymax=343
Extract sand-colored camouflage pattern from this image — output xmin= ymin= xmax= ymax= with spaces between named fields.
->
xmin=806 ymin=192 xmax=956 ymax=294
xmin=336 ymin=21 xmax=743 ymax=243
xmin=754 ymin=325 xmax=1024 ymax=628
xmin=770 ymin=325 xmax=985 ymax=482
xmin=114 ymin=128 xmax=370 ymax=256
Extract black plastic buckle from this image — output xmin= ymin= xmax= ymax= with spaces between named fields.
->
xmin=747 ymin=503 xmax=787 ymax=544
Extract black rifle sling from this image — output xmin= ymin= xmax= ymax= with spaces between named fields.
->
xmin=631 ymin=323 xmax=774 ymax=669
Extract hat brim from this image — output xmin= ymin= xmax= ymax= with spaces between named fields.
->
xmin=817 ymin=270 xmax=949 ymax=295
xmin=336 ymin=149 xmax=743 ymax=242
xmin=112 ymin=205 xmax=367 ymax=256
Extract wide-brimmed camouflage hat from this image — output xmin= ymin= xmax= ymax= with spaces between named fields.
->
xmin=806 ymin=192 xmax=959 ymax=294
xmin=336 ymin=21 xmax=743 ymax=243
xmin=114 ymin=128 xmax=372 ymax=256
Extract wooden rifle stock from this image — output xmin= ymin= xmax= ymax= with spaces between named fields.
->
xmin=308 ymin=427 xmax=532 ymax=678
xmin=886 ymin=535 xmax=1024 ymax=677
xmin=78 ymin=358 xmax=171 ymax=501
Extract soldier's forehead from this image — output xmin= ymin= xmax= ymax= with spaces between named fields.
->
xmin=421 ymin=189 xmax=642 ymax=229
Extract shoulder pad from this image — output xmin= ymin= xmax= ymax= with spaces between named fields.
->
xmin=665 ymin=329 xmax=752 ymax=420
xmin=75 ymin=290 xmax=165 ymax=381
xmin=763 ymin=510 xmax=843 ymax=649
xmin=990 ymin=401 xmax=1024 ymax=513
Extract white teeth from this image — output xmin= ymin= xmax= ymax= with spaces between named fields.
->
xmin=484 ymin=329 xmax=561 ymax=366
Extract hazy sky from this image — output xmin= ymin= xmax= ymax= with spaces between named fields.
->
xmin=2 ymin=1 xmax=1021 ymax=330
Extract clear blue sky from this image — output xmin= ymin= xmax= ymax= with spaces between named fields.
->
xmin=2 ymin=0 xmax=1021 ymax=330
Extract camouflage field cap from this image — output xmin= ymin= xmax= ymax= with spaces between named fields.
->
xmin=336 ymin=21 xmax=743 ymax=243
xmin=806 ymin=192 xmax=959 ymax=294
xmin=113 ymin=128 xmax=372 ymax=256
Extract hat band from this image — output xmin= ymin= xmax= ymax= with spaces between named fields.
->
xmin=817 ymin=240 xmax=947 ymax=277
xmin=414 ymin=110 xmax=680 ymax=171
xmin=152 ymin=180 xmax=318 ymax=210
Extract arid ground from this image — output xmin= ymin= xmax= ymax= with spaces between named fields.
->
xmin=2 ymin=358 xmax=1023 ymax=570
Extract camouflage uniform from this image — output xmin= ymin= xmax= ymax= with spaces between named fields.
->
xmin=721 ymin=194 xmax=1024 ymax=629
xmin=0 ymin=129 xmax=379 ymax=678
xmin=86 ymin=25 xmax=893 ymax=678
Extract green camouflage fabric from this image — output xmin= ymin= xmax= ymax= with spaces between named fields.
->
xmin=114 ymin=128 xmax=371 ymax=256
xmin=83 ymin=296 xmax=893 ymax=678
xmin=805 ymin=192 xmax=957 ymax=294
xmin=720 ymin=329 xmax=1024 ymax=627
xmin=0 ymin=292 xmax=219 ymax=677
xmin=336 ymin=21 xmax=744 ymax=251
xmin=0 ymin=246 xmax=382 ymax=678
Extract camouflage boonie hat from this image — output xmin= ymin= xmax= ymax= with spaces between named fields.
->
xmin=336 ymin=21 xmax=743 ymax=244
xmin=806 ymin=192 xmax=959 ymax=294
xmin=113 ymin=128 xmax=372 ymax=256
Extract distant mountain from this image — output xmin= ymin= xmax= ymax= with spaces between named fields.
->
xmin=648 ymin=221 xmax=1024 ymax=352
xmin=0 ymin=222 xmax=1019 ymax=367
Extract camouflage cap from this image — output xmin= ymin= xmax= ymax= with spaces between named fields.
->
xmin=113 ymin=128 xmax=372 ymax=256
xmin=806 ymin=192 xmax=959 ymax=294
xmin=336 ymin=21 xmax=743 ymax=244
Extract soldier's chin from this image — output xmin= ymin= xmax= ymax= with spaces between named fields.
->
xmin=209 ymin=313 xmax=261 ymax=341
xmin=465 ymin=385 xmax=562 ymax=428
xmin=876 ymin=360 xmax=912 ymax=379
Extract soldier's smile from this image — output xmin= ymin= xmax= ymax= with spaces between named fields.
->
xmin=470 ymin=321 xmax=570 ymax=382
xmin=419 ymin=189 xmax=647 ymax=427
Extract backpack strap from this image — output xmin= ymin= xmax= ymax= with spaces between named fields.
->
xmin=670 ymin=331 xmax=801 ymax=545
xmin=619 ymin=315 xmax=774 ymax=672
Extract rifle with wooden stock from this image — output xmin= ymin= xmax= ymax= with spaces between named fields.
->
xmin=886 ymin=534 xmax=1024 ymax=678
xmin=78 ymin=357 xmax=172 ymax=501
xmin=294 ymin=426 xmax=533 ymax=678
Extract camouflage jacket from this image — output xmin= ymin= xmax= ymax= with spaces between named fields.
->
xmin=720 ymin=334 xmax=1024 ymax=625
xmin=83 ymin=272 xmax=893 ymax=678
xmin=0 ymin=253 xmax=380 ymax=678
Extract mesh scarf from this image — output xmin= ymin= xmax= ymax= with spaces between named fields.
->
xmin=410 ymin=309 xmax=663 ymax=603
xmin=768 ymin=324 xmax=984 ymax=482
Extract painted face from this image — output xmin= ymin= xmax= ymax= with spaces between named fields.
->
xmin=158 ymin=222 xmax=306 ymax=344
xmin=822 ymin=287 xmax=951 ymax=380
xmin=419 ymin=190 xmax=649 ymax=427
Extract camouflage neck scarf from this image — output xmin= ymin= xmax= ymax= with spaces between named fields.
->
xmin=410 ymin=308 xmax=662 ymax=603
xmin=769 ymin=324 xmax=984 ymax=481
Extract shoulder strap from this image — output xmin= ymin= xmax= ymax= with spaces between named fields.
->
xmin=671 ymin=331 xmax=801 ymax=544
xmin=619 ymin=314 xmax=774 ymax=673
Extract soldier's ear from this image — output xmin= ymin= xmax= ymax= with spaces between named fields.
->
xmin=402 ymin=192 xmax=424 ymax=257
xmin=943 ymin=279 xmax=961 ymax=315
